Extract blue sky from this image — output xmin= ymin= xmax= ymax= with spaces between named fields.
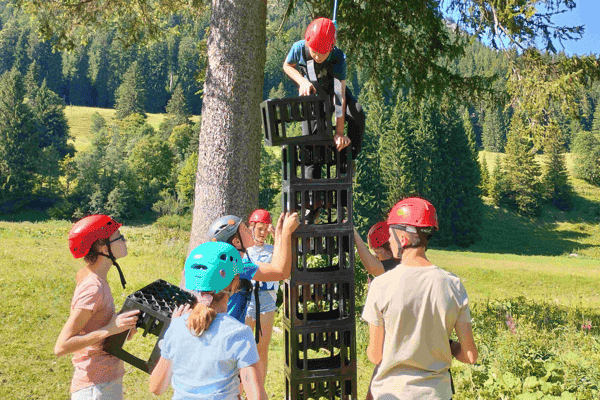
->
xmin=551 ymin=0 xmax=600 ymax=56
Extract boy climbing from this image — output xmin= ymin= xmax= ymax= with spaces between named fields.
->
xmin=283 ymin=17 xmax=365 ymax=176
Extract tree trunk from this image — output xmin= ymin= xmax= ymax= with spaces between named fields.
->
xmin=189 ymin=0 xmax=267 ymax=251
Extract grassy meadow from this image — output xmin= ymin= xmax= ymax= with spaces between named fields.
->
xmin=0 ymin=106 xmax=599 ymax=398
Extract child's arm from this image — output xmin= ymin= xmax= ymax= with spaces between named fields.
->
xmin=366 ymin=323 xmax=385 ymax=365
xmin=354 ymin=228 xmax=385 ymax=277
xmin=54 ymin=309 xmax=139 ymax=357
xmin=149 ymin=356 xmax=173 ymax=395
xmin=333 ymin=80 xmax=350 ymax=151
xmin=451 ymin=322 xmax=478 ymax=364
xmin=240 ymin=363 xmax=268 ymax=400
xmin=283 ymin=61 xmax=315 ymax=96
xmin=252 ymin=212 xmax=299 ymax=282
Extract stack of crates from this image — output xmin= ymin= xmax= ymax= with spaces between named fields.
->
xmin=261 ymin=95 xmax=357 ymax=400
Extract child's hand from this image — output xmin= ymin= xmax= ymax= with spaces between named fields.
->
xmin=107 ymin=309 xmax=139 ymax=335
xmin=172 ymin=303 xmax=192 ymax=319
xmin=282 ymin=212 xmax=300 ymax=234
xmin=299 ymin=79 xmax=316 ymax=96
xmin=334 ymin=133 xmax=351 ymax=151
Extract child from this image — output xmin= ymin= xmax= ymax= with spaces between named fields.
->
xmin=245 ymin=209 xmax=278 ymax=389
xmin=362 ymin=198 xmax=478 ymax=399
xmin=283 ymin=17 xmax=365 ymax=185
xmin=55 ymin=214 xmax=140 ymax=400
xmin=149 ymin=241 xmax=267 ymax=400
xmin=206 ymin=212 xmax=299 ymax=324
xmin=354 ymin=221 xmax=401 ymax=277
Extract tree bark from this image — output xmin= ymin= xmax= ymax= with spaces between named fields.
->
xmin=189 ymin=0 xmax=267 ymax=251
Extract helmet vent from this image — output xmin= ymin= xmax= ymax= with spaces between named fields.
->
xmin=220 ymin=254 xmax=228 ymax=260
xmin=191 ymin=263 xmax=208 ymax=270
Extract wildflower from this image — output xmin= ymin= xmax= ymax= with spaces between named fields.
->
xmin=581 ymin=321 xmax=592 ymax=330
xmin=506 ymin=314 xmax=517 ymax=334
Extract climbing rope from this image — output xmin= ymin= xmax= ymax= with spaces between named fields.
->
xmin=332 ymin=0 xmax=339 ymax=29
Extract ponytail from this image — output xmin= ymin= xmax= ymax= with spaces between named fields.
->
xmin=185 ymin=291 xmax=227 ymax=336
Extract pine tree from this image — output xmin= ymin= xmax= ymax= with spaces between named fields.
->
xmin=480 ymin=156 xmax=490 ymax=196
xmin=380 ymin=93 xmax=422 ymax=210
xmin=353 ymin=84 xmax=389 ymax=237
xmin=572 ymin=130 xmax=600 ymax=185
xmin=488 ymin=154 xmax=503 ymax=205
xmin=503 ymin=116 xmax=543 ymax=216
xmin=24 ymin=61 xmax=40 ymax=100
xmin=0 ymin=69 xmax=37 ymax=207
xmin=166 ymin=83 xmax=190 ymax=124
xmin=115 ymin=61 xmax=147 ymax=119
xmin=482 ymin=105 xmax=506 ymax=152
xmin=30 ymin=79 xmax=73 ymax=158
xmin=542 ymin=125 xmax=573 ymax=210
xmin=592 ymin=105 xmax=600 ymax=137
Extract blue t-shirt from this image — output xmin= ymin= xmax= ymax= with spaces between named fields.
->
xmin=227 ymin=258 xmax=258 ymax=322
xmin=161 ymin=313 xmax=259 ymax=400
xmin=285 ymin=40 xmax=347 ymax=82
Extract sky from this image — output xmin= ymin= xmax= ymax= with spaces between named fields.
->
xmin=540 ymin=0 xmax=600 ymax=56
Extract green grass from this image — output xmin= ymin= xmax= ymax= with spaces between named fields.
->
xmin=1 ymin=217 xmax=599 ymax=399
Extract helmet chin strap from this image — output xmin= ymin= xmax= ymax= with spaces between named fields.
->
xmin=97 ymin=243 xmax=127 ymax=288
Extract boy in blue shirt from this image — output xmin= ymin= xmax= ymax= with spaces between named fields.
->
xmin=207 ymin=212 xmax=299 ymax=323
xmin=283 ymin=17 xmax=365 ymax=180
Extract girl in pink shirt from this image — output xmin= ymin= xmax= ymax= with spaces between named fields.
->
xmin=55 ymin=215 xmax=139 ymax=400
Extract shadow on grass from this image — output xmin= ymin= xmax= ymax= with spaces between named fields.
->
xmin=446 ymin=198 xmax=599 ymax=256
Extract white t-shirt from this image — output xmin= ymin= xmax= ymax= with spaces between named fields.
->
xmin=362 ymin=264 xmax=471 ymax=400
xmin=246 ymin=244 xmax=278 ymax=291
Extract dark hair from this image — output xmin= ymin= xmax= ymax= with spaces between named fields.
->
xmin=378 ymin=242 xmax=392 ymax=252
xmin=83 ymin=238 xmax=109 ymax=264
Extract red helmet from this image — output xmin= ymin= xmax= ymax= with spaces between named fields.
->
xmin=68 ymin=215 xmax=121 ymax=259
xmin=367 ymin=222 xmax=390 ymax=249
xmin=387 ymin=197 xmax=439 ymax=231
xmin=305 ymin=17 xmax=336 ymax=54
xmin=248 ymin=209 xmax=271 ymax=225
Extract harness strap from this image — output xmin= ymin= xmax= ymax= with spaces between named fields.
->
xmin=304 ymin=44 xmax=344 ymax=119
xmin=254 ymin=282 xmax=261 ymax=344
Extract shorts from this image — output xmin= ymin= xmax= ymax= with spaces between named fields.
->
xmin=246 ymin=289 xmax=278 ymax=320
xmin=71 ymin=378 xmax=123 ymax=400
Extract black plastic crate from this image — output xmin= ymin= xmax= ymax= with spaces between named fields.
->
xmin=284 ymin=326 xmax=356 ymax=377
xmin=104 ymin=279 xmax=196 ymax=373
xmin=282 ymin=142 xmax=353 ymax=184
xmin=285 ymin=375 xmax=356 ymax=400
xmin=261 ymin=95 xmax=333 ymax=146
xmin=283 ymin=185 xmax=353 ymax=229
xmin=282 ymin=281 xmax=355 ymax=329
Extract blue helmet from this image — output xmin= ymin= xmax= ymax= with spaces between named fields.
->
xmin=184 ymin=242 xmax=242 ymax=293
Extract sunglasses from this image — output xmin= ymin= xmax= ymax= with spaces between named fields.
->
xmin=109 ymin=234 xmax=126 ymax=244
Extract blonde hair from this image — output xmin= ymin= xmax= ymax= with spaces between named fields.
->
xmin=185 ymin=291 xmax=227 ymax=336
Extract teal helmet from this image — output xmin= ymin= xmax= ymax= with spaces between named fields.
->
xmin=184 ymin=242 xmax=242 ymax=293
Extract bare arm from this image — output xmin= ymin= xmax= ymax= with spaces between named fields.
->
xmin=354 ymin=228 xmax=385 ymax=277
xmin=367 ymin=323 xmax=385 ymax=365
xmin=333 ymin=80 xmax=350 ymax=151
xmin=283 ymin=61 xmax=316 ymax=96
xmin=253 ymin=212 xmax=299 ymax=282
xmin=240 ymin=363 xmax=268 ymax=400
xmin=149 ymin=356 xmax=173 ymax=395
xmin=54 ymin=309 xmax=139 ymax=357
xmin=451 ymin=322 xmax=478 ymax=364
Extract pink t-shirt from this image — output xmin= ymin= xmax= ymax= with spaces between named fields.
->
xmin=70 ymin=274 xmax=124 ymax=393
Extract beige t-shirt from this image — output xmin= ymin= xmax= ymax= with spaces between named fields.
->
xmin=70 ymin=274 xmax=124 ymax=393
xmin=362 ymin=264 xmax=471 ymax=400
